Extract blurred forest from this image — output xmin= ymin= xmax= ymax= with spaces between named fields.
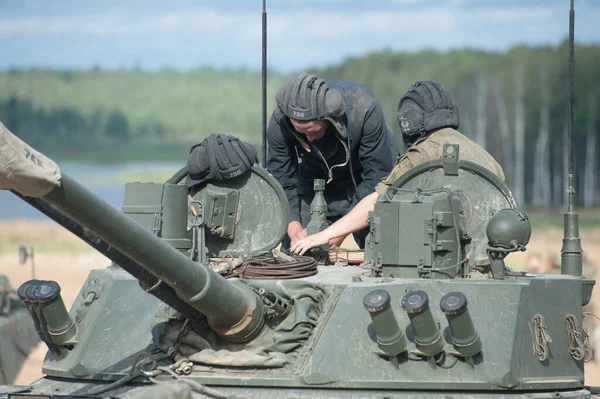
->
xmin=1 ymin=41 xmax=599 ymax=208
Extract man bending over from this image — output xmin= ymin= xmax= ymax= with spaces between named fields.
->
xmin=291 ymin=80 xmax=504 ymax=255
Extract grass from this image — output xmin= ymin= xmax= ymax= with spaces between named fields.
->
xmin=0 ymin=220 xmax=93 ymax=254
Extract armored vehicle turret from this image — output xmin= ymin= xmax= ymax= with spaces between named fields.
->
xmin=0 ymin=116 xmax=598 ymax=398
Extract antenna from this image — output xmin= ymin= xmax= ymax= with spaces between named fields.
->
xmin=261 ymin=0 xmax=268 ymax=167
xmin=567 ymin=0 xmax=575 ymax=213
xmin=560 ymin=0 xmax=583 ymax=277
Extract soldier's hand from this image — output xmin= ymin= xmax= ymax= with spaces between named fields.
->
xmin=291 ymin=231 xmax=329 ymax=255
xmin=290 ymin=229 xmax=307 ymax=248
xmin=287 ymin=221 xmax=307 ymax=248
xmin=328 ymin=234 xmax=347 ymax=248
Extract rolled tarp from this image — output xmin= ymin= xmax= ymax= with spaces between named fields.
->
xmin=0 ymin=121 xmax=61 ymax=197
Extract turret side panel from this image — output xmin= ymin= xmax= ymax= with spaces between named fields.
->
xmin=42 ymin=268 xmax=169 ymax=379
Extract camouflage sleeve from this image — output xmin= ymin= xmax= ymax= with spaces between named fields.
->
xmin=378 ymin=149 xmax=426 ymax=188
xmin=495 ymin=164 xmax=506 ymax=181
xmin=375 ymin=181 xmax=388 ymax=196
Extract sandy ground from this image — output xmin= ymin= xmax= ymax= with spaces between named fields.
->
xmin=1 ymin=220 xmax=599 ymax=387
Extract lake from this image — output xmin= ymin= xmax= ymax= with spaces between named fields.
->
xmin=0 ymin=160 xmax=184 ymax=220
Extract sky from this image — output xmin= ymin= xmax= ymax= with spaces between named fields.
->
xmin=0 ymin=0 xmax=599 ymax=73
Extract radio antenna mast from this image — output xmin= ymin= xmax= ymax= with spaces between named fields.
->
xmin=261 ymin=0 xmax=268 ymax=167
xmin=560 ymin=0 xmax=583 ymax=277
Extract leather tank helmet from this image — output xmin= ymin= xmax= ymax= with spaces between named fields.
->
xmin=398 ymin=80 xmax=459 ymax=149
xmin=276 ymin=73 xmax=348 ymax=138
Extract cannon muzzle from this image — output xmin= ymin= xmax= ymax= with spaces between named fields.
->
xmin=0 ymin=122 xmax=265 ymax=343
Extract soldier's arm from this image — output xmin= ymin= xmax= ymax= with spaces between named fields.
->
xmin=267 ymin=116 xmax=301 ymax=224
xmin=291 ymin=192 xmax=378 ymax=255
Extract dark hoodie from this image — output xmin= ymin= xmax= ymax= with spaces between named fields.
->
xmin=267 ymin=81 xmax=398 ymax=223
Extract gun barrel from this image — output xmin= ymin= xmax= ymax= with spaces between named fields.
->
xmin=50 ymin=174 xmax=264 ymax=342
xmin=14 ymin=193 xmax=208 ymax=330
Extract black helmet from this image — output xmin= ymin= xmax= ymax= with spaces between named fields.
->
xmin=397 ymin=80 xmax=459 ymax=148
xmin=276 ymin=73 xmax=347 ymax=136
xmin=185 ymin=133 xmax=257 ymax=189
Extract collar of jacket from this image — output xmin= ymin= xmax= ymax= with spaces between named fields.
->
xmin=286 ymin=118 xmax=350 ymax=184
xmin=284 ymin=116 xmax=347 ymax=150
xmin=289 ymin=125 xmax=350 ymax=184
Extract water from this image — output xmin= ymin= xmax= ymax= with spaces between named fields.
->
xmin=0 ymin=161 xmax=183 ymax=220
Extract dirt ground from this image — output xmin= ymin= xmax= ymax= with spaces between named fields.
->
xmin=1 ymin=219 xmax=599 ymax=386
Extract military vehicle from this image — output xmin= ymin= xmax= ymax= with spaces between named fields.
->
xmin=0 ymin=1 xmax=598 ymax=398
xmin=0 ymin=119 xmax=598 ymax=399
xmin=0 ymin=275 xmax=39 ymax=385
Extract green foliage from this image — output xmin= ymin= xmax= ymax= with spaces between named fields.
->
xmin=1 ymin=43 xmax=600 ymax=207
xmin=317 ymin=44 xmax=600 ymax=148
xmin=2 ymin=45 xmax=598 ymax=151
xmin=0 ymin=68 xmax=285 ymax=147
xmin=44 ymin=141 xmax=194 ymax=164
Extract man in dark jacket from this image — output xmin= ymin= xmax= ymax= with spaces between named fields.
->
xmin=267 ymin=73 xmax=398 ymax=250
xmin=291 ymin=80 xmax=506 ymax=256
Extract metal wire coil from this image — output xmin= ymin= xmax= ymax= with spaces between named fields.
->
xmin=227 ymin=256 xmax=318 ymax=279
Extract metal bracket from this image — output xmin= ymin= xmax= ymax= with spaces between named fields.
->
xmin=372 ymin=252 xmax=383 ymax=276
xmin=76 ymin=277 xmax=103 ymax=323
xmin=190 ymin=199 xmax=206 ymax=263
xmin=371 ymin=216 xmax=381 ymax=244
xmin=425 ymin=218 xmax=436 ymax=248
xmin=417 ymin=257 xmax=431 ymax=278
xmin=204 ymin=190 xmax=240 ymax=239
xmin=443 ymin=144 xmax=459 ymax=176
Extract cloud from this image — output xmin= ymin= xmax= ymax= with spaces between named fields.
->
xmin=390 ymin=0 xmax=425 ymax=4
xmin=0 ymin=10 xmax=258 ymax=37
xmin=267 ymin=9 xmax=458 ymax=43
xmin=470 ymin=8 xmax=553 ymax=22
xmin=0 ymin=2 xmax=597 ymax=72
xmin=0 ymin=5 xmax=560 ymax=39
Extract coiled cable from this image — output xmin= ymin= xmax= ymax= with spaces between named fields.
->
xmin=227 ymin=255 xmax=318 ymax=279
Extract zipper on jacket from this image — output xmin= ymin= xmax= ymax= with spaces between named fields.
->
xmin=328 ymin=137 xmax=351 ymax=181
xmin=291 ymin=127 xmax=351 ymax=184
xmin=310 ymin=136 xmax=350 ymax=184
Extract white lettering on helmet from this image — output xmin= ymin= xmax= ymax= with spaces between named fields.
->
xmin=227 ymin=170 xmax=243 ymax=178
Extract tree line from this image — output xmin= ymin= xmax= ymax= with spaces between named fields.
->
xmin=0 ymin=42 xmax=599 ymax=208
xmin=0 ymin=97 xmax=167 ymax=148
